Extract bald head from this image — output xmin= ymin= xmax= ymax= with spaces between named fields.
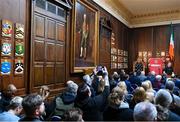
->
xmin=7 ymin=84 xmax=17 ymax=93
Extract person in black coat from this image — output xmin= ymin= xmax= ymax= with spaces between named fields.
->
xmin=103 ymin=87 xmax=133 ymax=121
xmin=0 ymin=84 xmax=17 ymax=113
xmin=74 ymin=66 xmax=110 ymax=121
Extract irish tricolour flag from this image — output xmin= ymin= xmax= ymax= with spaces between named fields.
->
xmin=169 ymin=24 xmax=174 ymax=60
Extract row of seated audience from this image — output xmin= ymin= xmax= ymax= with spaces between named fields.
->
xmin=0 ymin=65 xmax=180 ymax=121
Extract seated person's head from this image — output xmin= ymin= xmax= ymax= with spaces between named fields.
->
xmin=165 ymin=80 xmax=175 ymax=92
xmin=141 ymin=71 xmax=145 ymax=76
xmin=76 ymin=83 xmax=91 ymax=100
xmin=155 ymin=89 xmax=172 ymax=108
xmin=112 ymin=72 xmax=120 ymax=81
xmin=6 ymin=84 xmax=17 ymax=98
xmin=133 ymin=87 xmax=146 ymax=103
xmin=155 ymin=75 xmax=162 ymax=81
xmin=39 ymin=85 xmax=50 ymax=101
xmin=150 ymin=71 xmax=156 ymax=76
xmin=66 ymin=80 xmax=78 ymax=94
xmin=117 ymin=81 xmax=128 ymax=95
xmin=109 ymin=88 xmax=125 ymax=107
xmin=141 ymin=81 xmax=149 ymax=91
xmin=8 ymin=96 xmax=23 ymax=115
xmin=83 ymin=74 xmax=92 ymax=86
xmin=133 ymin=101 xmax=157 ymax=121
xmin=63 ymin=108 xmax=84 ymax=122
xmin=22 ymin=93 xmax=45 ymax=117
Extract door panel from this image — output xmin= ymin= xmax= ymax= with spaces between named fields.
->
xmin=31 ymin=0 xmax=66 ymax=92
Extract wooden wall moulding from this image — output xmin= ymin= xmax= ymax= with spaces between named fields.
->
xmin=71 ymin=0 xmax=99 ymax=73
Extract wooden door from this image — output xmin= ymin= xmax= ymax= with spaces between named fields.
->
xmin=31 ymin=0 xmax=66 ymax=93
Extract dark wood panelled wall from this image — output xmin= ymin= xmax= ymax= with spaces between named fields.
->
xmin=0 ymin=0 xmax=180 ymax=96
xmin=129 ymin=25 xmax=180 ymax=75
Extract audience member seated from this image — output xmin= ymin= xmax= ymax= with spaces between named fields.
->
xmin=123 ymin=74 xmax=133 ymax=93
xmin=165 ymin=80 xmax=180 ymax=115
xmin=103 ymin=88 xmax=133 ymax=121
xmin=155 ymin=89 xmax=180 ymax=121
xmin=0 ymin=96 xmax=23 ymax=122
xmin=119 ymin=69 xmax=126 ymax=81
xmin=174 ymin=77 xmax=180 ymax=89
xmin=19 ymin=93 xmax=45 ymax=122
xmin=63 ymin=108 xmax=84 ymax=122
xmin=51 ymin=80 xmax=78 ymax=118
xmin=129 ymin=87 xmax=146 ymax=109
xmin=147 ymin=71 xmax=156 ymax=85
xmin=141 ymin=81 xmax=155 ymax=103
xmin=109 ymin=72 xmax=120 ymax=91
xmin=133 ymin=101 xmax=157 ymax=121
xmin=153 ymin=75 xmax=163 ymax=89
xmin=129 ymin=72 xmax=141 ymax=86
xmin=0 ymin=84 xmax=17 ymax=113
xmin=138 ymin=71 xmax=147 ymax=82
xmin=74 ymin=66 xmax=110 ymax=121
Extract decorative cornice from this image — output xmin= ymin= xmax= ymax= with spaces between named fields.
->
xmin=93 ymin=0 xmax=180 ymax=28
xmin=132 ymin=9 xmax=180 ymax=18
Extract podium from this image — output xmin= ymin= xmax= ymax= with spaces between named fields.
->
xmin=148 ymin=58 xmax=164 ymax=75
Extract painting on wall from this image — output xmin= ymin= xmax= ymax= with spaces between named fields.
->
xmin=71 ymin=0 xmax=99 ymax=72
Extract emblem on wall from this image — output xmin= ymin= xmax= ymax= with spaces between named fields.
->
xmin=15 ymin=41 xmax=24 ymax=56
xmin=1 ymin=59 xmax=11 ymax=75
xmin=15 ymin=59 xmax=24 ymax=74
xmin=1 ymin=42 xmax=11 ymax=56
xmin=15 ymin=23 xmax=24 ymax=39
xmin=2 ymin=20 xmax=13 ymax=37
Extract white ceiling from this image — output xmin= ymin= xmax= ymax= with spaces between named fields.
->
xmin=118 ymin=0 xmax=180 ymax=15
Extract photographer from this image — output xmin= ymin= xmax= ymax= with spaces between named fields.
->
xmin=74 ymin=66 xmax=110 ymax=121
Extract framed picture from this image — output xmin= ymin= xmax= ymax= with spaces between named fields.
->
xmin=156 ymin=51 xmax=161 ymax=57
xmin=71 ymin=0 xmax=99 ymax=72
xmin=148 ymin=51 xmax=152 ymax=57
xmin=14 ymin=59 xmax=24 ymax=75
xmin=118 ymin=63 xmax=123 ymax=69
xmin=2 ymin=20 xmax=13 ymax=37
xmin=138 ymin=51 xmax=142 ymax=57
xmin=161 ymin=51 xmax=165 ymax=57
xmin=1 ymin=59 xmax=11 ymax=75
xmin=143 ymin=51 xmax=147 ymax=57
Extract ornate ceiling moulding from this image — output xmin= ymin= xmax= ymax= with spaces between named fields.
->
xmin=132 ymin=9 xmax=180 ymax=19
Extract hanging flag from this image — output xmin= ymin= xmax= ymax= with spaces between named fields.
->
xmin=169 ymin=24 xmax=174 ymax=60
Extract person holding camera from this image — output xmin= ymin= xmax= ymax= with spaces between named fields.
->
xmin=74 ymin=66 xmax=110 ymax=121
